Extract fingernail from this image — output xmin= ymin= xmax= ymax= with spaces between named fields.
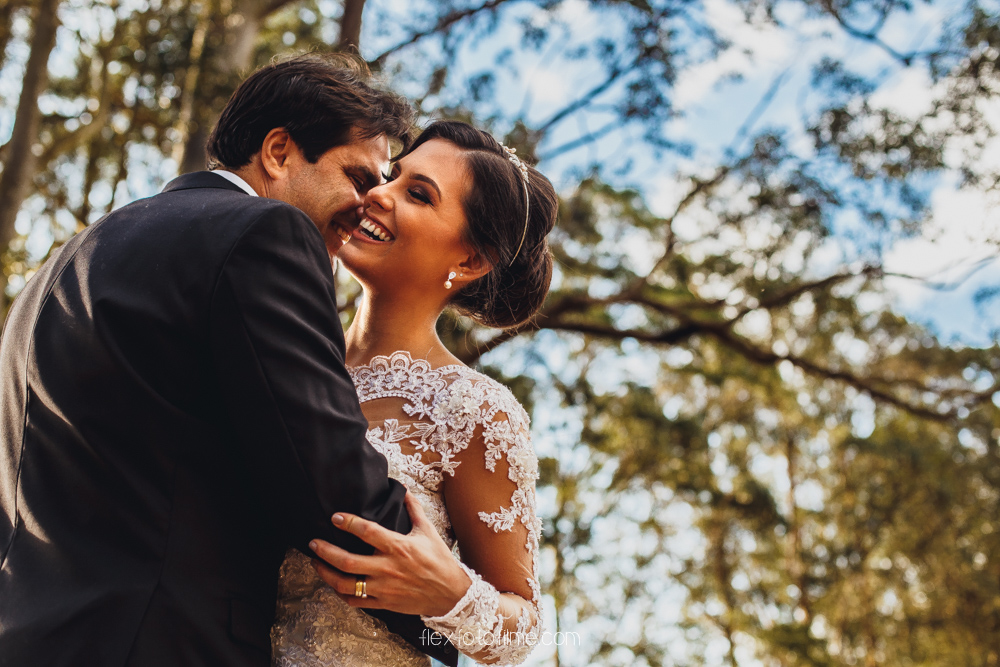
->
xmin=332 ymin=514 xmax=344 ymax=525
xmin=309 ymin=540 xmax=318 ymax=551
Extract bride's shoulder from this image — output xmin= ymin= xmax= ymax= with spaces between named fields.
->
xmin=439 ymin=364 xmax=530 ymax=427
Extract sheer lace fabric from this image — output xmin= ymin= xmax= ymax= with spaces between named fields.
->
xmin=271 ymin=352 xmax=542 ymax=666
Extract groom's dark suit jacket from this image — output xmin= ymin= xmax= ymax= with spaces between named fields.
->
xmin=0 ymin=172 xmax=457 ymax=666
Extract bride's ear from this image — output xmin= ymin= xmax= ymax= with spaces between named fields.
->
xmin=455 ymin=249 xmax=492 ymax=285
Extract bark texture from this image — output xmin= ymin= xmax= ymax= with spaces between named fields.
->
xmin=176 ymin=0 xmax=297 ymax=173
xmin=0 ymin=0 xmax=61 ymax=261
xmin=338 ymin=0 xmax=365 ymax=52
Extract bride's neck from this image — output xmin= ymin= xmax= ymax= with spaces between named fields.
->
xmin=344 ymin=290 xmax=450 ymax=367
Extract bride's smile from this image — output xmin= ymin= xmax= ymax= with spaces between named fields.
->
xmin=339 ymin=138 xmax=489 ymax=301
xmin=355 ymin=216 xmax=394 ymax=242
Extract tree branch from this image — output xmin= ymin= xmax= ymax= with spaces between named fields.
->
xmin=741 ymin=266 xmax=880 ymax=316
xmin=726 ymin=66 xmax=791 ymax=157
xmin=371 ymin=0 xmax=517 ymax=65
xmin=338 ymin=0 xmax=366 ymax=52
xmin=706 ymin=325 xmax=958 ymax=422
xmin=537 ymin=120 xmax=620 ymax=161
xmin=819 ymin=0 xmax=922 ymax=66
xmin=0 ymin=1 xmax=24 ymax=73
xmin=39 ymin=40 xmax=120 ymax=168
xmin=643 ymin=166 xmax=730 ymax=280
xmin=535 ymin=67 xmax=623 ymax=136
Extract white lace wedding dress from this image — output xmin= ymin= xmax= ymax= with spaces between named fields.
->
xmin=271 ymin=352 xmax=542 ymax=666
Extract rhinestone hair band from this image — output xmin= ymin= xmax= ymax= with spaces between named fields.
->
xmin=502 ymin=144 xmax=531 ymax=265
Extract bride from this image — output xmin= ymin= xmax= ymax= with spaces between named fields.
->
xmin=270 ymin=121 xmax=559 ymax=666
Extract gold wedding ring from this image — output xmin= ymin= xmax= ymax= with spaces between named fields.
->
xmin=354 ymin=578 xmax=367 ymax=598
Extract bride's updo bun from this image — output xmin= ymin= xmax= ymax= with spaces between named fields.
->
xmin=400 ymin=121 xmax=558 ymax=329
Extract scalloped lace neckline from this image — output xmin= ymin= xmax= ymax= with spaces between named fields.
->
xmin=347 ymin=350 xmax=468 ymax=373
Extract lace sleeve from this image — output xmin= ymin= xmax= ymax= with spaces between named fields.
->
xmin=419 ymin=377 xmax=542 ymax=665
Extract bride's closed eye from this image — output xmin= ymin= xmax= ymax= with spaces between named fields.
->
xmin=408 ymin=188 xmax=431 ymax=204
xmin=386 ymin=166 xmax=435 ymax=205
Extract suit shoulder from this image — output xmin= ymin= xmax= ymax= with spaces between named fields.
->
xmin=92 ymin=188 xmax=317 ymax=253
xmin=156 ymin=186 xmax=311 ymax=229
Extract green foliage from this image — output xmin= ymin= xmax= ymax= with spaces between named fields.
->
xmin=3 ymin=0 xmax=999 ymax=664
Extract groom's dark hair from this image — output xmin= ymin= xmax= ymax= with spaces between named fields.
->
xmin=206 ymin=53 xmax=413 ymax=169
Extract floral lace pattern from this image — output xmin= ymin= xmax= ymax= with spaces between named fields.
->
xmin=271 ymin=351 xmax=541 ymax=666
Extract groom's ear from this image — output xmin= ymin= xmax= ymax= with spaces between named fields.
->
xmin=260 ymin=128 xmax=296 ymax=180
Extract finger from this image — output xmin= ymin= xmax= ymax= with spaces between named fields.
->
xmin=404 ymin=491 xmax=433 ymax=534
xmin=330 ymin=512 xmax=396 ymax=552
xmin=309 ymin=539 xmax=376 ymax=576
xmin=311 ymin=560 xmax=370 ymax=597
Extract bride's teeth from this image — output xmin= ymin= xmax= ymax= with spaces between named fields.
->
xmin=357 ymin=217 xmax=392 ymax=241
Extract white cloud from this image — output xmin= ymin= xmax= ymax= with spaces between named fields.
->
xmin=526 ymin=68 xmax=571 ymax=105
xmin=883 ymin=179 xmax=1000 ymax=342
xmin=673 ymin=0 xmax=793 ymax=109
xmin=869 ymin=67 xmax=936 ymax=118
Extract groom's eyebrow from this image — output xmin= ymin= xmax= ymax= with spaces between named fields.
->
xmin=348 ymin=165 xmax=381 ymax=191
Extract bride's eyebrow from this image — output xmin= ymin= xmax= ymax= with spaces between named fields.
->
xmin=410 ymin=174 xmax=442 ymax=200
xmin=389 ymin=163 xmax=442 ymax=200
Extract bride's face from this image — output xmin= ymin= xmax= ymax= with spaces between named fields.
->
xmin=338 ymin=139 xmax=478 ymax=298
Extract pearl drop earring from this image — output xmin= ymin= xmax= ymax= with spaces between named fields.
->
xmin=445 ymin=271 xmax=457 ymax=289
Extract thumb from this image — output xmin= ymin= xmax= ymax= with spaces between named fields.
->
xmin=404 ymin=491 xmax=432 ymax=534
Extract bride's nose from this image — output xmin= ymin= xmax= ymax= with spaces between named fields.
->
xmin=365 ymin=181 xmax=393 ymax=213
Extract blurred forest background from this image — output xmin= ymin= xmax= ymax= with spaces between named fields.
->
xmin=1 ymin=0 xmax=999 ymax=664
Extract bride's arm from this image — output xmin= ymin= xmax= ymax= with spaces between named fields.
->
xmin=425 ymin=407 xmax=542 ymax=665
xmin=308 ymin=402 xmax=542 ymax=665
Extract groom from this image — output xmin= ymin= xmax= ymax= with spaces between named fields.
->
xmin=0 ymin=55 xmax=456 ymax=666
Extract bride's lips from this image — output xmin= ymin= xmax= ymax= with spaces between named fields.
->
xmin=352 ymin=214 xmax=395 ymax=244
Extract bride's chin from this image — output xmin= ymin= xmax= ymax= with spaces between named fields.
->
xmin=336 ymin=251 xmax=376 ymax=284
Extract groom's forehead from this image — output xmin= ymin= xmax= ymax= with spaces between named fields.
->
xmin=331 ymin=134 xmax=389 ymax=188
xmin=341 ymin=132 xmax=391 ymax=176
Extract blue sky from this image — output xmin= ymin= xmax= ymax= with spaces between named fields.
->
xmin=2 ymin=0 xmax=994 ymax=346
xmin=364 ymin=0 xmax=999 ymax=348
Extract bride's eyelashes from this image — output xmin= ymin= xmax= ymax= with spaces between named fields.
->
xmin=383 ymin=167 xmax=434 ymax=205
xmin=409 ymin=188 xmax=431 ymax=204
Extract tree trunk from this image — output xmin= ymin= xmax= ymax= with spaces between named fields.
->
xmin=176 ymin=0 xmax=299 ymax=173
xmin=172 ymin=0 xmax=211 ymax=170
xmin=0 ymin=0 xmax=60 ymax=309
xmin=177 ymin=4 xmax=261 ymax=174
xmin=0 ymin=1 xmax=24 ymax=74
xmin=338 ymin=0 xmax=365 ymax=53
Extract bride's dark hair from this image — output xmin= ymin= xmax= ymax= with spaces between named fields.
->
xmin=398 ymin=121 xmax=558 ymax=329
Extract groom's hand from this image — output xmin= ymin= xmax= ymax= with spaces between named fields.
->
xmin=309 ymin=492 xmax=472 ymax=618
